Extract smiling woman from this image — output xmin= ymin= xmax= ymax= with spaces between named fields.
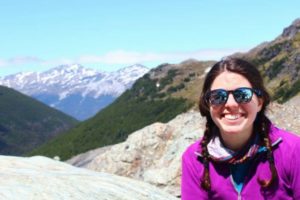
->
xmin=181 ymin=57 xmax=300 ymax=199
xmin=208 ymin=72 xmax=263 ymax=151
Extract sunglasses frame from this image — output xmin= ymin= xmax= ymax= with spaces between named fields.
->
xmin=205 ymin=87 xmax=262 ymax=106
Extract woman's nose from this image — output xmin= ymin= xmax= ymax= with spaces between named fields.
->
xmin=225 ymin=94 xmax=239 ymax=107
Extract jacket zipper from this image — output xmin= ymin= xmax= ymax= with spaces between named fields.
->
xmin=230 ymin=173 xmax=242 ymax=200
xmin=229 ymin=156 xmax=261 ymax=200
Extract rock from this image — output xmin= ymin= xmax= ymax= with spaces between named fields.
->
xmin=281 ymin=18 xmax=300 ymax=39
xmin=0 ymin=155 xmax=178 ymax=200
xmin=67 ymin=145 xmax=112 ymax=168
xmin=68 ymin=110 xmax=205 ymax=197
xmin=267 ymin=97 xmax=300 ymax=134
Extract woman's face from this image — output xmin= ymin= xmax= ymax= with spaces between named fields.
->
xmin=209 ymin=71 xmax=263 ymax=142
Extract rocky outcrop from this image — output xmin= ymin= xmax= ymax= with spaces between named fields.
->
xmin=68 ymin=96 xmax=300 ymax=198
xmin=281 ymin=18 xmax=300 ymax=39
xmin=267 ymin=96 xmax=300 ymax=132
xmin=0 ymin=155 xmax=177 ymax=200
xmin=68 ymin=110 xmax=205 ymax=197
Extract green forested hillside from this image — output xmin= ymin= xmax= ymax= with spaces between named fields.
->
xmin=0 ymin=85 xmax=78 ymax=155
xmin=28 ymin=62 xmax=212 ymax=160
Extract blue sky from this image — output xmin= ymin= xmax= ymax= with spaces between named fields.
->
xmin=0 ymin=0 xmax=299 ymax=76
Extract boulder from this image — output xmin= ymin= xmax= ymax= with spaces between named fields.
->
xmin=0 ymin=155 xmax=177 ymax=200
xmin=68 ymin=110 xmax=205 ymax=197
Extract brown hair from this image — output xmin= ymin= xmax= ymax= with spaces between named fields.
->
xmin=198 ymin=57 xmax=277 ymax=191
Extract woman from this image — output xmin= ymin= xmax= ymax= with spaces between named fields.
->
xmin=181 ymin=57 xmax=300 ymax=199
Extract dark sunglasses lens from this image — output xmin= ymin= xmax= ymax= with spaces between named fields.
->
xmin=233 ymin=88 xmax=253 ymax=103
xmin=209 ymin=90 xmax=228 ymax=105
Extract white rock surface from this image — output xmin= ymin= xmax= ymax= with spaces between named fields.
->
xmin=267 ymin=100 xmax=300 ymax=133
xmin=0 ymin=155 xmax=178 ymax=200
xmin=68 ymin=110 xmax=205 ymax=197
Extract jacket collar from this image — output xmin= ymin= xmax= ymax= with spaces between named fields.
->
xmin=195 ymin=135 xmax=282 ymax=159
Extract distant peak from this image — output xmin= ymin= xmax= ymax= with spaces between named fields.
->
xmin=63 ymin=64 xmax=85 ymax=72
xmin=180 ymin=59 xmax=199 ymax=65
xmin=281 ymin=18 xmax=300 ymax=39
xmin=116 ymin=64 xmax=148 ymax=73
xmin=44 ymin=64 xmax=102 ymax=77
xmin=292 ymin=18 xmax=300 ymax=26
xmin=125 ymin=64 xmax=148 ymax=69
xmin=11 ymin=71 xmax=37 ymax=79
xmin=51 ymin=64 xmax=83 ymax=71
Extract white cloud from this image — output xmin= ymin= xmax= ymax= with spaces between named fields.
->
xmin=76 ymin=48 xmax=249 ymax=65
xmin=10 ymin=56 xmax=43 ymax=64
xmin=0 ymin=56 xmax=43 ymax=67
xmin=77 ymin=51 xmax=167 ymax=64
xmin=0 ymin=48 xmax=249 ymax=68
xmin=0 ymin=59 xmax=6 ymax=66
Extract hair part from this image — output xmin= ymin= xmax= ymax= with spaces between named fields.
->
xmin=198 ymin=57 xmax=278 ymax=191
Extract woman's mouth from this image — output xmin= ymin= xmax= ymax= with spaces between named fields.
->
xmin=222 ymin=114 xmax=243 ymax=120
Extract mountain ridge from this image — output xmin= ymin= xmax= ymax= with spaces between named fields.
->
xmin=233 ymin=18 xmax=300 ymax=102
xmin=0 ymin=64 xmax=149 ymax=120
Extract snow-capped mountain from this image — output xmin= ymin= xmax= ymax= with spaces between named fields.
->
xmin=0 ymin=64 xmax=149 ymax=120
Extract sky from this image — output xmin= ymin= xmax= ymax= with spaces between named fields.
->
xmin=0 ymin=0 xmax=299 ymax=77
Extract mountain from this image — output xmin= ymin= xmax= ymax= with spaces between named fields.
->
xmin=29 ymin=18 xmax=300 ymax=161
xmin=28 ymin=60 xmax=213 ymax=160
xmin=0 ymin=64 xmax=149 ymax=120
xmin=0 ymin=85 xmax=78 ymax=155
xmin=234 ymin=18 xmax=300 ymax=102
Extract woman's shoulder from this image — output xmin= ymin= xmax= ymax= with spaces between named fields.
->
xmin=270 ymin=124 xmax=300 ymax=152
xmin=270 ymin=125 xmax=300 ymax=143
xmin=182 ymin=139 xmax=202 ymax=160
xmin=182 ymin=139 xmax=205 ymax=172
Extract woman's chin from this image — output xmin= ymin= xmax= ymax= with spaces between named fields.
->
xmin=219 ymin=124 xmax=245 ymax=135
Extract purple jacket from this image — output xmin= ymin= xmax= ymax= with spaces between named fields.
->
xmin=181 ymin=125 xmax=300 ymax=199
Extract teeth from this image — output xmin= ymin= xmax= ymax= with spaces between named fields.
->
xmin=224 ymin=114 xmax=240 ymax=120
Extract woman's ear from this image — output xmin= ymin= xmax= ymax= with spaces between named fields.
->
xmin=257 ymin=98 xmax=263 ymax=112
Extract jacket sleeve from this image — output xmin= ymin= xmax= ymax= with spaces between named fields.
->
xmin=181 ymin=147 xmax=208 ymax=200
xmin=290 ymin=139 xmax=300 ymax=199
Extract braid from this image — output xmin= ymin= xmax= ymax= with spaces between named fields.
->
xmin=200 ymin=118 xmax=213 ymax=191
xmin=257 ymin=115 xmax=278 ymax=188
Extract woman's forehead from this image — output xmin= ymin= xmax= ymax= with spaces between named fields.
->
xmin=210 ymin=71 xmax=252 ymax=90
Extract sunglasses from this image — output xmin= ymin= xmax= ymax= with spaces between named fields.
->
xmin=205 ymin=87 xmax=262 ymax=105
